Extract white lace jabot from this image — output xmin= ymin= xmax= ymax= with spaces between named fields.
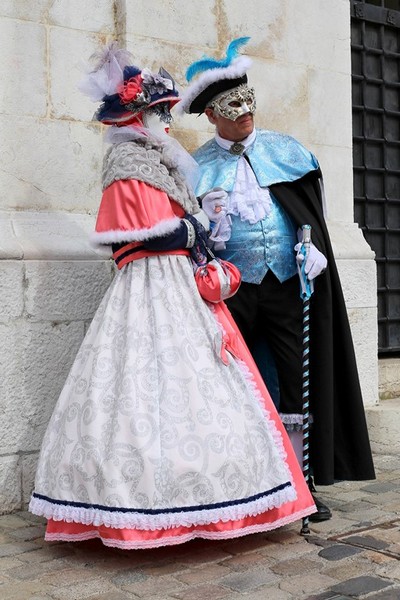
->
xmin=215 ymin=129 xmax=271 ymax=225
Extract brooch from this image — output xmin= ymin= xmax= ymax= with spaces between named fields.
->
xmin=229 ymin=142 xmax=245 ymax=155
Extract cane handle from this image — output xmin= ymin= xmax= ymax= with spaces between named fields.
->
xmin=302 ymin=224 xmax=312 ymax=244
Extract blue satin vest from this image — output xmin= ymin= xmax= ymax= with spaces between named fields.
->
xmin=217 ymin=193 xmax=298 ymax=284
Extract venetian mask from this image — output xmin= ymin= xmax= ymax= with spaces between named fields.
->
xmin=143 ymin=103 xmax=173 ymax=135
xmin=208 ymin=84 xmax=256 ymax=121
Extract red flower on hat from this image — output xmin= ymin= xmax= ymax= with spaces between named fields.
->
xmin=117 ymin=75 xmax=143 ymax=104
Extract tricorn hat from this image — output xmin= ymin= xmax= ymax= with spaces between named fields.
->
xmin=179 ymin=37 xmax=252 ymax=115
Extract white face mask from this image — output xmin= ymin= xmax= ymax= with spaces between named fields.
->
xmin=143 ymin=110 xmax=169 ymax=135
xmin=208 ymin=84 xmax=256 ymax=121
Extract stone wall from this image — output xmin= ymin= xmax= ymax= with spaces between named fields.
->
xmin=0 ymin=0 xmax=378 ymax=513
xmin=0 ymin=2 xmax=116 ymax=513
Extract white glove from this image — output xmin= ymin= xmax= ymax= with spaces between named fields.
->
xmin=201 ymin=188 xmax=228 ymax=223
xmin=209 ymin=215 xmax=232 ymax=250
xmin=294 ymin=242 xmax=327 ymax=280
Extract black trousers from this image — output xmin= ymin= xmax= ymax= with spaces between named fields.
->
xmin=226 ymin=270 xmax=305 ymax=416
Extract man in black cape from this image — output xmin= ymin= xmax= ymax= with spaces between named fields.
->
xmin=179 ymin=37 xmax=375 ymax=521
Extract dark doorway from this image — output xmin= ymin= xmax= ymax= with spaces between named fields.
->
xmin=351 ymin=0 xmax=400 ymax=354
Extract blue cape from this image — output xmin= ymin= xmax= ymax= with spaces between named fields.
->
xmin=193 ymin=129 xmax=319 ymax=196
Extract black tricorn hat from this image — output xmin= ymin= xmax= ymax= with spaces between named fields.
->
xmin=178 ymin=37 xmax=252 ymax=115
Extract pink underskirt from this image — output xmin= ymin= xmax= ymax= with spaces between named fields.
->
xmin=44 ymin=301 xmax=315 ymax=549
xmin=46 ymin=501 xmax=313 ymax=550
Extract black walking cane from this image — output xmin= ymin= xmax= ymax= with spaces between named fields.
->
xmin=297 ymin=224 xmax=314 ymax=536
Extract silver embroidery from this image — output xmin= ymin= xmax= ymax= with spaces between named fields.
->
xmin=103 ymin=141 xmax=199 ymax=214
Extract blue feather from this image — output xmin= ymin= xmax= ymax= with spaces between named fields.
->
xmin=186 ymin=37 xmax=250 ymax=82
xmin=225 ymin=37 xmax=251 ymax=63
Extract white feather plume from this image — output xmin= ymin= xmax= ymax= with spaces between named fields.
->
xmin=78 ymin=42 xmax=134 ymax=101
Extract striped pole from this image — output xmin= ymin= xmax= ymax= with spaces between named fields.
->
xmin=297 ymin=224 xmax=313 ymax=536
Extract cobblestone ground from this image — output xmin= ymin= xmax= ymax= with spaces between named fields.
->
xmin=0 ymin=451 xmax=399 ymax=600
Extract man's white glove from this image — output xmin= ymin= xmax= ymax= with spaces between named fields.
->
xmin=210 ymin=215 xmax=232 ymax=251
xmin=201 ymin=188 xmax=228 ymax=223
xmin=294 ymin=242 xmax=327 ymax=280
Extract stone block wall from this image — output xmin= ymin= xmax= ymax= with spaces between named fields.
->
xmin=0 ymin=256 xmax=113 ymax=512
xmin=0 ymin=3 xmax=116 ymax=513
xmin=0 ymin=0 xmax=378 ymax=513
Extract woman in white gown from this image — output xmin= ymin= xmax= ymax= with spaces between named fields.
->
xmin=29 ymin=44 xmax=315 ymax=549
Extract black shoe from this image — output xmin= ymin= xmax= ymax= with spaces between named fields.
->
xmin=309 ymin=493 xmax=332 ymax=522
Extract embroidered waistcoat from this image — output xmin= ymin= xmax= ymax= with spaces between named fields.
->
xmin=217 ymin=193 xmax=297 ymax=284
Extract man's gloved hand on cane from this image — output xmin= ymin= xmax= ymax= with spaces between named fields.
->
xmin=294 ymin=241 xmax=327 ymax=280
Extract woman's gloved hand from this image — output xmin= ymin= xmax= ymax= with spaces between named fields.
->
xmin=184 ymin=213 xmax=210 ymax=266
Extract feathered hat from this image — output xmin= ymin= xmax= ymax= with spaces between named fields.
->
xmin=179 ymin=37 xmax=252 ymax=115
xmin=79 ymin=43 xmax=180 ymax=125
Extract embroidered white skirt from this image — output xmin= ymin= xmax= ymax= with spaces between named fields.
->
xmin=29 ymin=255 xmax=314 ymax=548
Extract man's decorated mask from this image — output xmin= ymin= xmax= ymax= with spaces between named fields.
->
xmin=208 ymin=84 xmax=256 ymax=121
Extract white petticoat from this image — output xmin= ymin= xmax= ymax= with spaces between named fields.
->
xmin=30 ymin=255 xmax=295 ymax=531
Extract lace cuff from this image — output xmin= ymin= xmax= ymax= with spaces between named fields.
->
xmin=182 ymin=218 xmax=196 ymax=248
